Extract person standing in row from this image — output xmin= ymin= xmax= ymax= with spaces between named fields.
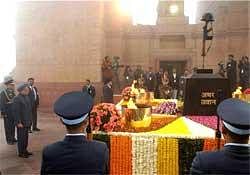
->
xmin=155 ymin=68 xmax=164 ymax=99
xmin=82 ymin=79 xmax=96 ymax=99
xmin=103 ymin=80 xmax=114 ymax=103
xmin=28 ymin=78 xmax=40 ymax=132
xmin=226 ymin=54 xmax=237 ymax=93
xmin=170 ymin=68 xmax=179 ymax=99
xmin=13 ymin=82 xmax=33 ymax=158
xmin=238 ymin=56 xmax=250 ymax=90
xmin=145 ymin=67 xmax=156 ymax=92
xmin=123 ymin=65 xmax=133 ymax=87
xmin=0 ymin=76 xmax=16 ymax=145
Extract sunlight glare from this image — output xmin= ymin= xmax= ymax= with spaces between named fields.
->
xmin=0 ymin=1 xmax=16 ymax=81
xmin=119 ymin=0 xmax=159 ymax=25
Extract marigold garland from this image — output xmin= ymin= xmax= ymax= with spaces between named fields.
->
xmin=157 ymin=138 xmax=179 ymax=175
xmin=178 ymin=139 xmax=204 ymax=175
xmin=110 ymin=135 xmax=132 ymax=175
xmin=203 ymin=138 xmax=226 ymax=151
xmin=132 ymin=136 xmax=157 ymax=175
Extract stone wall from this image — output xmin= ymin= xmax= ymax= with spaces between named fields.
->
xmin=15 ymin=1 xmax=249 ymax=110
xmin=15 ymin=1 xmax=105 ymax=110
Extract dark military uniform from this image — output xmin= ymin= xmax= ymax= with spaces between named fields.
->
xmin=0 ymin=88 xmax=16 ymax=144
xmin=82 ymin=85 xmax=96 ymax=98
xmin=103 ymin=83 xmax=114 ymax=103
xmin=191 ymin=98 xmax=250 ymax=175
xmin=226 ymin=59 xmax=237 ymax=92
xmin=41 ymin=91 xmax=109 ymax=174
xmin=13 ymin=93 xmax=32 ymax=155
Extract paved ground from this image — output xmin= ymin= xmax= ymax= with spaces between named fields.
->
xmin=0 ymin=112 xmax=66 ymax=175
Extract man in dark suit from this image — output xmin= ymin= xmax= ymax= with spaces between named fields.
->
xmin=226 ymin=54 xmax=237 ymax=92
xmin=170 ymin=68 xmax=179 ymax=99
xmin=13 ymin=83 xmax=33 ymax=158
xmin=82 ymin=79 xmax=96 ymax=98
xmin=0 ymin=76 xmax=16 ymax=145
xmin=41 ymin=91 xmax=109 ymax=174
xmin=191 ymin=98 xmax=250 ymax=174
xmin=103 ymin=80 xmax=114 ymax=103
xmin=27 ymin=77 xmax=40 ymax=132
xmin=145 ymin=67 xmax=156 ymax=92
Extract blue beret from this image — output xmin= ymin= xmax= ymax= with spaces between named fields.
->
xmin=54 ymin=91 xmax=93 ymax=125
xmin=217 ymin=98 xmax=250 ymax=135
xmin=16 ymin=82 xmax=28 ymax=92
xmin=3 ymin=76 xmax=14 ymax=85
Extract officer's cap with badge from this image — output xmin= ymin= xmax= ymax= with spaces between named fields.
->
xmin=217 ymin=98 xmax=250 ymax=136
xmin=54 ymin=91 xmax=93 ymax=125
xmin=3 ymin=76 xmax=14 ymax=85
xmin=16 ymin=82 xmax=29 ymax=92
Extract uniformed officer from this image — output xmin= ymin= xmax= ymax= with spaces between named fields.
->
xmin=82 ymin=79 xmax=96 ymax=98
xmin=190 ymin=98 xmax=250 ymax=174
xmin=13 ymin=82 xmax=33 ymax=158
xmin=0 ymin=76 xmax=16 ymax=145
xmin=41 ymin=91 xmax=109 ymax=174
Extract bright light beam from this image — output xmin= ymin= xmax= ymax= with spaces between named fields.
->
xmin=0 ymin=1 xmax=16 ymax=81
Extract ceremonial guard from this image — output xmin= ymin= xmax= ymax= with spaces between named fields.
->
xmin=41 ymin=91 xmax=109 ymax=174
xmin=101 ymin=56 xmax=113 ymax=83
xmin=226 ymin=54 xmax=237 ymax=92
xmin=82 ymin=79 xmax=96 ymax=98
xmin=13 ymin=83 xmax=33 ymax=158
xmin=191 ymin=98 xmax=250 ymax=174
xmin=28 ymin=78 xmax=40 ymax=132
xmin=103 ymin=80 xmax=114 ymax=103
xmin=145 ymin=67 xmax=156 ymax=92
xmin=112 ymin=56 xmax=121 ymax=91
xmin=0 ymin=76 xmax=16 ymax=145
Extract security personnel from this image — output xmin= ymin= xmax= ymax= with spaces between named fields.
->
xmin=226 ymin=54 xmax=237 ymax=92
xmin=41 ymin=91 xmax=109 ymax=174
xmin=191 ymin=98 xmax=250 ymax=174
xmin=13 ymin=83 xmax=33 ymax=158
xmin=82 ymin=79 xmax=96 ymax=98
xmin=0 ymin=76 xmax=16 ymax=145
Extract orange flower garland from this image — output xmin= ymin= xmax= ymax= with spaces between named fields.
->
xmin=203 ymin=138 xmax=226 ymax=151
xmin=110 ymin=135 xmax=132 ymax=175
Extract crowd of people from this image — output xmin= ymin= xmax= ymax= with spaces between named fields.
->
xmin=123 ymin=65 xmax=190 ymax=99
xmin=218 ymin=54 xmax=250 ymax=92
xmin=0 ymin=76 xmax=40 ymax=158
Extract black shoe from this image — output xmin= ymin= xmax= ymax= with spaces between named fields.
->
xmin=29 ymin=130 xmax=33 ymax=133
xmin=18 ymin=154 xmax=29 ymax=158
xmin=33 ymin=128 xmax=40 ymax=131
xmin=25 ymin=151 xmax=33 ymax=156
xmin=13 ymin=138 xmax=17 ymax=143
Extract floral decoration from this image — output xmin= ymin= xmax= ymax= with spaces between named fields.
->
xmin=90 ymin=103 xmax=124 ymax=132
xmin=152 ymin=101 xmax=178 ymax=115
xmin=122 ymin=86 xmax=132 ymax=101
xmin=203 ymin=138 xmax=226 ymax=151
xmin=110 ymin=136 xmax=132 ymax=175
xmin=132 ymin=136 xmax=157 ymax=175
xmin=157 ymin=138 xmax=179 ymax=175
xmin=187 ymin=116 xmax=221 ymax=130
